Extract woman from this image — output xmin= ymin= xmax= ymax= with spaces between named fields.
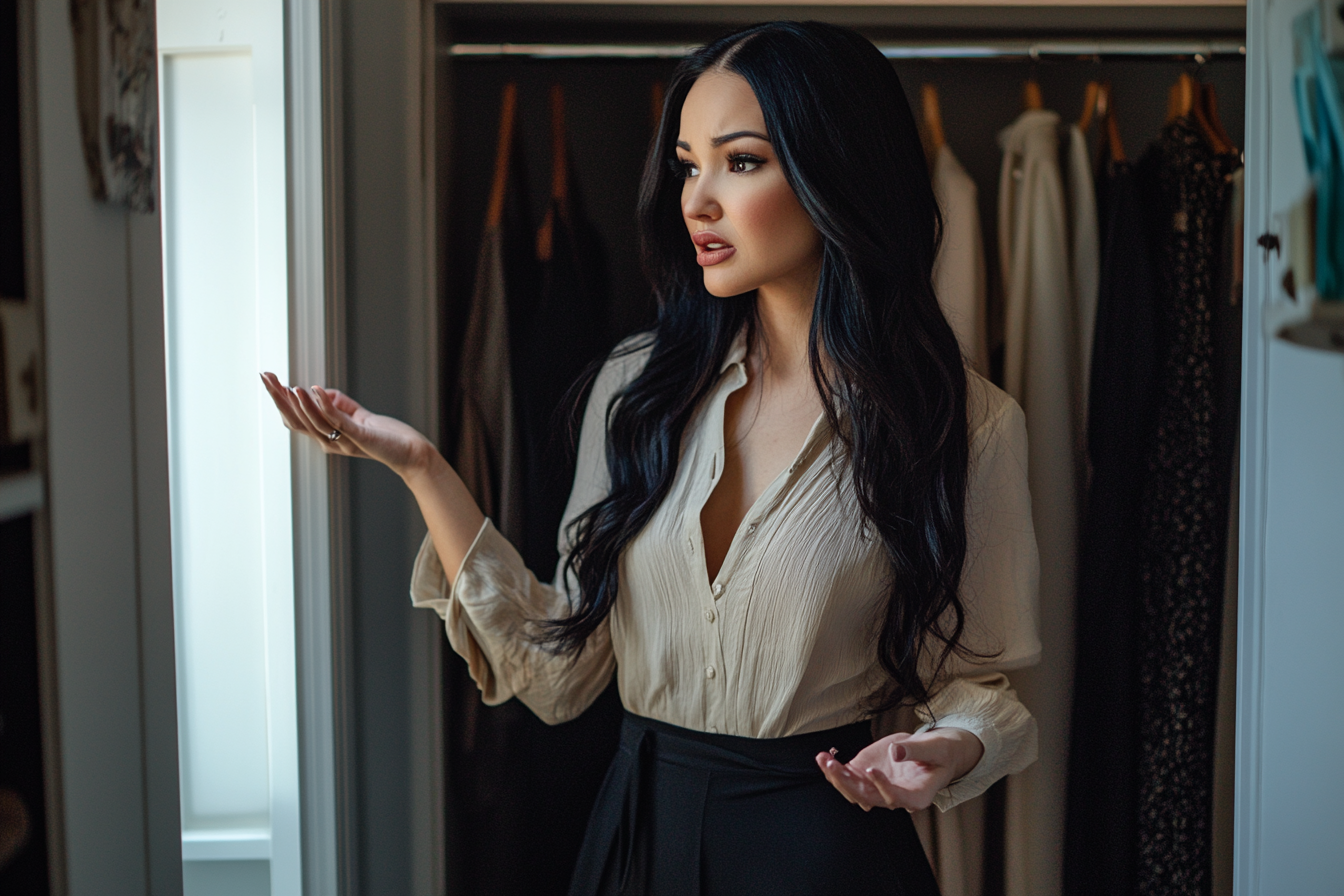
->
xmin=264 ymin=20 xmax=1039 ymax=895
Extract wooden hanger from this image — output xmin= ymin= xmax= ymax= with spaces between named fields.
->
xmin=485 ymin=83 xmax=518 ymax=231
xmin=1200 ymin=82 xmax=1238 ymax=155
xmin=1099 ymin=82 xmax=1126 ymax=164
xmin=921 ymin=83 xmax=946 ymax=162
xmin=1077 ymin=80 xmax=1101 ymax=133
xmin=1166 ymin=71 xmax=1195 ymax=124
xmin=1188 ymin=77 xmax=1229 ymax=153
xmin=1022 ymin=78 xmax=1044 ymax=111
xmin=537 ymin=84 xmax=569 ymax=262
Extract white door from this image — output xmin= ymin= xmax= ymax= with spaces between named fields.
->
xmin=1237 ymin=0 xmax=1344 ymax=892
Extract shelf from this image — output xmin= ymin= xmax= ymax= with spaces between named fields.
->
xmin=181 ymin=829 xmax=272 ymax=862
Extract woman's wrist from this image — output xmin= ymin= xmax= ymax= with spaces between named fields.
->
xmin=935 ymin=727 xmax=985 ymax=782
xmin=394 ymin=436 xmax=444 ymax=484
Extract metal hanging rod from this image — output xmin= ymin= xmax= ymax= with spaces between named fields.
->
xmin=446 ymin=40 xmax=1246 ymax=60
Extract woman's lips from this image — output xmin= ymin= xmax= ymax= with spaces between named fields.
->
xmin=692 ymin=231 xmax=736 ymax=267
xmin=696 ymin=245 xmax=736 ymax=266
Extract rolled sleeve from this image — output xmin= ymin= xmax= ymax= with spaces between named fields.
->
xmin=916 ymin=673 xmax=1039 ymax=812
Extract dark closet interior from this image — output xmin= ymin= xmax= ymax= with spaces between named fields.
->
xmin=433 ymin=6 xmax=1247 ymax=895
xmin=0 ymin=0 xmax=47 ymax=890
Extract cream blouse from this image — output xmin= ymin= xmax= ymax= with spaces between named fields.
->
xmin=411 ymin=331 xmax=1042 ymax=810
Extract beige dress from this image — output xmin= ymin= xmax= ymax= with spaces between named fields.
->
xmin=412 ymin=330 xmax=1042 ymax=811
xmin=932 ymin=143 xmax=991 ymax=377
xmin=997 ymin=107 xmax=1083 ymax=896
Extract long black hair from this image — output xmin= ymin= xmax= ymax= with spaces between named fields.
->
xmin=548 ymin=21 xmax=974 ymax=712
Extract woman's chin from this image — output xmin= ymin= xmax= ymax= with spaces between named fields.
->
xmin=701 ymin=275 xmax=755 ymax=299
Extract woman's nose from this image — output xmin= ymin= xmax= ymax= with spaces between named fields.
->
xmin=682 ymin=176 xmax=721 ymax=221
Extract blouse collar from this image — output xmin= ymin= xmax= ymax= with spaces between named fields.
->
xmin=718 ymin=326 xmax=750 ymax=374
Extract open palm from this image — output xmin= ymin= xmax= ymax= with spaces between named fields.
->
xmin=260 ymin=372 xmax=432 ymax=474
xmin=815 ymin=729 xmax=981 ymax=812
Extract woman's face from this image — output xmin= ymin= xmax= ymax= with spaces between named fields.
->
xmin=676 ymin=71 xmax=823 ymax=299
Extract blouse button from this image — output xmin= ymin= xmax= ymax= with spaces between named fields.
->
xmin=747 ymin=523 xmax=757 ymax=534
xmin=712 ymin=582 xmax=724 ymax=598
xmin=705 ymin=666 xmax=716 ymax=679
xmin=704 ymin=609 xmax=715 ymax=623
xmin=709 ymin=726 xmax=719 ymax=734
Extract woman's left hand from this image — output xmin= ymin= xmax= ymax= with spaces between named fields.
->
xmin=814 ymin=728 xmax=984 ymax=812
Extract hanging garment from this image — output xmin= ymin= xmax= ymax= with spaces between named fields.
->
xmin=448 ymin=86 xmax=590 ymax=896
xmin=1065 ymin=124 xmax=1100 ymax=446
xmin=469 ymin=86 xmax=626 ymax=896
xmin=515 ymin=88 xmax=612 ymax=577
xmin=1062 ymin=158 xmax=1162 ymax=896
xmin=932 ymin=144 xmax=990 ymax=375
xmin=455 ymin=88 xmax=529 ymax=546
xmin=924 ymin=138 xmax=991 ymax=896
xmin=996 ymin=108 xmax=1080 ymax=896
xmin=1134 ymin=119 xmax=1238 ymax=896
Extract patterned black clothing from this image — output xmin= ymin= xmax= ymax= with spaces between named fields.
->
xmin=1134 ymin=119 xmax=1238 ymax=896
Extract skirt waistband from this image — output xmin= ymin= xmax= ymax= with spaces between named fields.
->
xmin=617 ymin=712 xmax=874 ymax=775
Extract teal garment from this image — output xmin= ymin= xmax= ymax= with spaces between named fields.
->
xmin=1293 ymin=10 xmax=1344 ymax=300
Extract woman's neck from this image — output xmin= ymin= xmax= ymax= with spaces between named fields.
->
xmin=753 ymin=270 xmax=819 ymax=383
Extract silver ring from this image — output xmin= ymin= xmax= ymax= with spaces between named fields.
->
xmin=327 ymin=429 xmax=341 ymax=442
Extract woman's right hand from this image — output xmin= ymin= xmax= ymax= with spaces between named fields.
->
xmin=260 ymin=372 xmax=434 ymax=477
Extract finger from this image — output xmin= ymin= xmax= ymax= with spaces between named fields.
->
xmin=318 ymin=387 xmax=363 ymax=417
xmin=864 ymin=764 xmax=910 ymax=812
xmin=292 ymin=385 xmax=339 ymax=437
xmin=312 ymin=386 xmax=359 ymax=435
xmin=309 ymin=387 xmax=372 ymax=458
xmin=891 ymin=738 xmax=945 ymax=767
xmin=288 ymin=386 xmax=350 ymax=454
xmin=294 ymin=388 xmax=361 ymax=457
xmin=827 ymin=758 xmax=881 ymax=811
xmin=261 ymin=374 xmax=313 ymax=434
xmin=818 ymin=755 xmax=863 ymax=806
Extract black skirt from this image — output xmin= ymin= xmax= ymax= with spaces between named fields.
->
xmin=569 ymin=712 xmax=941 ymax=896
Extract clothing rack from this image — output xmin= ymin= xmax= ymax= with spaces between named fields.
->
xmin=446 ymin=40 xmax=1246 ymax=60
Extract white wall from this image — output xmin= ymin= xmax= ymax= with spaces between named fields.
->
xmin=30 ymin=0 xmax=181 ymax=891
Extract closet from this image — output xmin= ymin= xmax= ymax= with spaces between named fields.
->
xmin=431 ymin=5 xmax=1248 ymax=896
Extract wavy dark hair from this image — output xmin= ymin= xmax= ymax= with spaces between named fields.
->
xmin=547 ymin=20 xmax=974 ymax=712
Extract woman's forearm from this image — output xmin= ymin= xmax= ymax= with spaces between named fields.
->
xmin=399 ymin=444 xmax=487 ymax=586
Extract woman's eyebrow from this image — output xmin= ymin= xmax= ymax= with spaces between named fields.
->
xmin=675 ymin=130 xmax=771 ymax=151
xmin=711 ymin=130 xmax=770 ymax=146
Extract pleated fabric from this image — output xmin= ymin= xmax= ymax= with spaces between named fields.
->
xmin=570 ymin=712 xmax=941 ymax=896
xmin=996 ymin=108 xmax=1081 ymax=896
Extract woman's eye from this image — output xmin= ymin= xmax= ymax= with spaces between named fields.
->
xmin=669 ymin=158 xmax=699 ymax=179
xmin=728 ymin=154 xmax=764 ymax=173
